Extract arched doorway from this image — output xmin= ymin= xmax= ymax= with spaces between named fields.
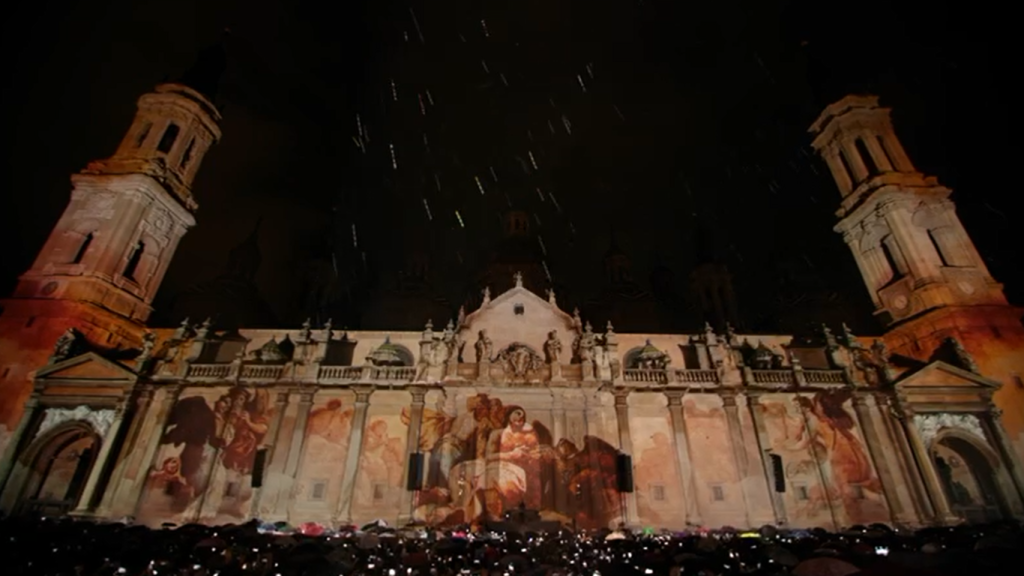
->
xmin=16 ymin=424 xmax=100 ymax=516
xmin=931 ymin=435 xmax=1008 ymax=523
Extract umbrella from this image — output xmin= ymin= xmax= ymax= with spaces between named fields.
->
xmin=298 ymin=522 xmax=325 ymax=536
xmin=793 ymin=557 xmax=860 ymax=576
xmin=766 ymin=546 xmax=800 ymax=567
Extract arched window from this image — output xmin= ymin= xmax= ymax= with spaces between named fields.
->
xmin=123 ymin=241 xmax=145 ymax=281
xmin=157 ymin=123 xmax=180 ymax=154
xmin=72 ymin=232 xmax=93 ymax=265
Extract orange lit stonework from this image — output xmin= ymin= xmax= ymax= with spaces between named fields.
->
xmin=0 ymin=88 xmax=1020 ymax=530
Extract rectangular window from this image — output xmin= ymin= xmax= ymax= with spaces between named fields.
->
xmin=851 ymin=485 xmax=865 ymax=500
xmin=651 ymin=484 xmax=666 ymax=502
xmin=157 ymin=123 xmax=180 ymax=154
xmin=310 ymin=481 xmax=327 ymax=501
xmin=224 ymin=481 xmax=239 ymax=498
xmin=711 ymin=485 xmax=725 ymax=502
xmin=795 ymin=485 xmax=810 ymax=501
xmin=136 ymin=122 xmax=152 ymax=148
xmin=373 ymin=483 xmax=386 ymax=501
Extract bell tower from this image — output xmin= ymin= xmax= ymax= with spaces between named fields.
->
xmin=9 ymin=82 xmax=221 ymax=335
xmin=810 ymin=95 xmax=1006 ymax=326
xmin=811 ymin=95 xmax=1024 ymax=460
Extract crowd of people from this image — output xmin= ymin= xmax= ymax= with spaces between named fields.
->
xmin=2 ymin=514 xmax=1019 ymax=576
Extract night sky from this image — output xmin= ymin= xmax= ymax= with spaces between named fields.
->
xmin=2 ymin=0 xmax=1020 ymax=335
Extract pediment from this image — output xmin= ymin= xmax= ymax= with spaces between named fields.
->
xmin=462 ymin=285 xmax=577 ymax=358
xmin=894 ymin=360 xmax=1000 ymax=391
xmin=34 ymin=352 xmax=138 ymax=383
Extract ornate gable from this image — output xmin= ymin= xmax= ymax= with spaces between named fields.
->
xmin=894 ymin=360 xmax=1000 ymax=409
xmin=461 ymin=282 xmax=576 ymax=358
xmin=34 ymin=352 xmax=138 ymax=385
xmin=895 ymin=361 xmax=1001 ymax=391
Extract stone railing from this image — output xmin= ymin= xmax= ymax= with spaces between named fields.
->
xmin=318 ymin=366 xmax=363 ymax=381
xmin=804 ymin=369 xmax=846 ymax=385
xmin=186 ymin=364 xmax=232 ymax=379
xmin=751 ymin=370 xmax=795 ymax=386
xmin=624 ymin=369 xmax=669 ymax=384
xmin=675 ymin=369 xmax=720 ymax=385
xmin=371 ymin=366 xmax=417 ymax=381
xmin=240 ymin=364 xmax=285 ymax=381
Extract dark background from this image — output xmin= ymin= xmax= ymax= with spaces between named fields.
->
xmin=2 ymin=0 xmax=1018 ymax=334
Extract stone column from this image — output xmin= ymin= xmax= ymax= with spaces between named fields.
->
xmin=612 ymin=389 xmax=641 ymax=526
xmin=73 ymin=403 xmax=129 ymax=514
xmin=96 ymin=387 xmax=155 ymax=516
xmin=823 ymin=147 xmax=856 ymax=194
xmin=902 ymin=408 xmax=958 ymax=524
xmin=863 ymin=136 xmax=894 ymax=171
xmin=841 ymin=141 xmax=870 ymax=182
xmin=879 ymin=132 xmax=914 ymax=172
xmin=664 ymin=390 xmax=702 ymax=526
xmin=979 ymin=409 xmax=1024 ymax=512
xmin=0 ymin=395 xmax=40 ymax=499
xmin=249 ymin=391 xmax=289 ymax=519
xmin=333 ymin=385 xmax=374 ymax=526
xmin=274 ymin=389 xmax=315 ymax=518
xmin=842 ymin=234 xmax=883 ymax=307
xmin=875 ymin=394 xmax=932 ymax=521
xmin=850 ymin=395 xmax=904 ymax=522
xmin=746 ymin=394 xmax=787 ymax=525
xmin=397 ymin=387 xmax=427 ymax=525
xmin=720 ymin=393 xmax=752 ymax=526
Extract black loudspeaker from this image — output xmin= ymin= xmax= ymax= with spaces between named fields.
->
xmin=770 ymin=453 xmax=785 ymax=492
xmin=251 ymin=448 xmax=267 ymax=488
xmin=616 ymin=453 xmax=634 ymax=493
xmin=406 ymin=452 xmax=424 ymax=491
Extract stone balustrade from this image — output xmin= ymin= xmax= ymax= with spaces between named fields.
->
xmin=751 ymin=369 xmax=795 ymax=386
xmin=624 ymin=369 xmax=669 ymax=384
xmin=318 ymin=366 xmax=363 ymax=381
xmin=185 ymin=364 xmax=231 ymax=379
xmin=804 ymin=369 xmax=847 ymax=385
xmin=240 ymin=364 xmax=285 ymax=381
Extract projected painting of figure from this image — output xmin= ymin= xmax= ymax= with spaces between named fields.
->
xmin=138 ymin=386 xmax=272 ymax=525
xmin=406 ymin=393 xmax=620 ymax=529
xmin=762 ymin=390 xmax=887 ymax=526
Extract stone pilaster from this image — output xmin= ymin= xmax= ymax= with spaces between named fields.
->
xmin=664 ymin=390 xmax=702 ymax=526
xmin=274 ymin=389 xmax=315 ymax=519
xmin=333 ymin=386 xmax=374 ymax=526
xmin=979 ymin=409 xmax=1024 ymax=514
xmin=73 ymin=402 xmax=128 ymax=514
xmin=97 ymin=387 xmax=155 ymax=516
xmin=249 ymin=390 xmax=289 ymax=519
xmin=720 ymin=393 xmax=753 ymax=527
xmin=900 ymin=404 xmax=958 ymax=524
xmin=746 ymin=394 xmax=787 ymax=526
xmin=611 ymin=389 xmax=640 ymax=526
xmin=850 ymin=394 xmax=905 ymax=523
xmin=0 ymin=395 xmax=40 ymax=503
xmin=875 ymin=394 xmax=933 ymax=521
xmin=398 ymin=387 xmax=427 ymax=525
xmin=124 ymin=385 xmax=182 ymax=518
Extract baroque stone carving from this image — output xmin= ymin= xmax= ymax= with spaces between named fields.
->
xmin=914 ymin=413 xmax=987 ymax=447
xmin=495 ymin=342 xmax=544 ymax=379
xmin=50 ymin=328 xmax=82 ymax=365
xmin=35 ymin=405 xmax=117 ymax=440
xmin=543 ymin=330 xmax=563 ymax=363
xmin=474 ymin=330 xmax=493 ymax=363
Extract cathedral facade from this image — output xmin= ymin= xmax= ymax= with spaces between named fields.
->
xmin=0 ymin=79 xmax=1022 ymax=531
